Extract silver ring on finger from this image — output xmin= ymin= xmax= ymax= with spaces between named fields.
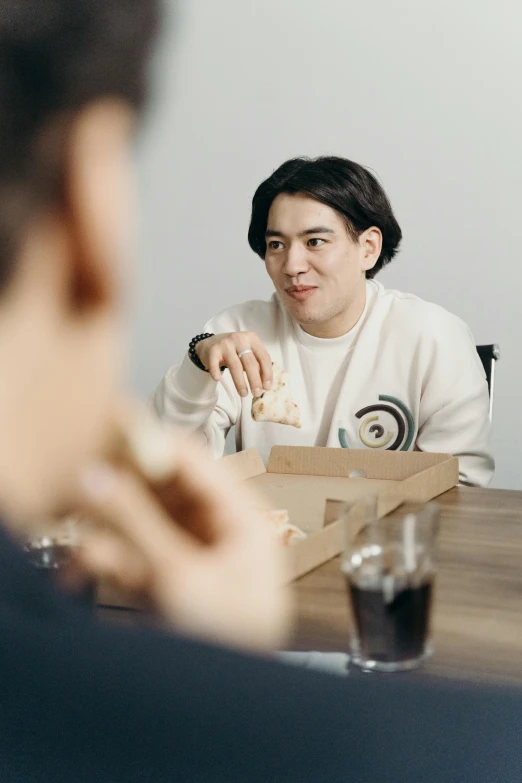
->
xmin=238 ymin=349 xmax=253 ymax=360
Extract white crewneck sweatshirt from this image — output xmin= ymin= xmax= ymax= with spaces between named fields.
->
xmin=152 ymin=280 xmax=494 ymax=487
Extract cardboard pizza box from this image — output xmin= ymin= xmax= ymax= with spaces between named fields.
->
xmin=97 ymin=445 xmax=458 ymax=606
xmin=222 ymin=446 xmax=459 ymax=582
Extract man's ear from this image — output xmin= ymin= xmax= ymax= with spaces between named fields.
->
xmin=360 ymin=226 xmax=382 ymax=274
xmin=64 ymin=100 xmax=134 ymax=312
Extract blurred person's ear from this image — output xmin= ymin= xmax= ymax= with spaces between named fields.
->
xmin=64 ymin=100 xmax=134 ymax=313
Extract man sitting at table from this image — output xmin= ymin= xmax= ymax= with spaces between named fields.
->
xmin=0 ymin=1 xmax=519 ymax=781
xmin=152 ymin=157 xmax=494 ymax=487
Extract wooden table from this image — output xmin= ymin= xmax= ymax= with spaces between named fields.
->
xmin=290 ymin=486 xmax=522 ymax=685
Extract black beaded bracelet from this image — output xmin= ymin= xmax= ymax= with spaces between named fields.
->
xmin=188 ymin=333 xmax=226 ymax=373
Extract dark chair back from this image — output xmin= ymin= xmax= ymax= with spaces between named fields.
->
xmin=476 ymin=344 xmax=500 ymax=419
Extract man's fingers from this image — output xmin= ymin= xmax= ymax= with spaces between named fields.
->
xmin=252 ymin=343 xmax=273 ymax=390
xmin=238 ymin=333 xmax=272 ymax=393
xmin=78 ymin=531 xmax=150 ymax=595
xmin=239 ymin=351 xmax=264 ymax=397
xmin=79 ymin=463 xmax=195 ymax=562
xmin=203 ymin=333 xmax=271 ymax=394
xmin=223 ymin=349 xmax=249 ymax=397
xmin=82 ymin=426 xmax=267 ymax=553
xmin=207 ymin=346 xmax=225 ymax=383
xmin=147 ymin=435 xmax=267 ymax=543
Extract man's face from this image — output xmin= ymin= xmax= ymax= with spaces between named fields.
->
xmin=264 ymin=193 xmax=378 ymax=337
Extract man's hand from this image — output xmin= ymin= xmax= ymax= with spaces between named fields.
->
xmin=196 ymin=332 xmax=273 ymax=398
xmin=77 ymin=432 xmax=291 ymax=652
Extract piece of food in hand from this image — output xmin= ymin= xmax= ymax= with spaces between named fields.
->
xmin=251 ymin=362 xmax=301 ymax=428
xmin=106 ymin=408 xmax=216 ymax=543
xmin=263 ymin=509 xmax=307 ymax=547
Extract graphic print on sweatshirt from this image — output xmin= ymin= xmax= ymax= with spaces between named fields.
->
xmin=338 ymin=394 xmax=415 ymax=452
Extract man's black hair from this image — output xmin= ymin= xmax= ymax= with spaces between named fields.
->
xmin=0 ymin=0 xmax=160 ymax=290
xmin=248 ymin=156 xmax=402 ymax=278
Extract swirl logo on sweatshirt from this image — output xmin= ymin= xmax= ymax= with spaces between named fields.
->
xmin=338 ymin=395 xmax=414 ymax=452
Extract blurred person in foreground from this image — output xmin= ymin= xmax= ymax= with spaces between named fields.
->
xmin=0 ymin=2 xmax=520 ymax=782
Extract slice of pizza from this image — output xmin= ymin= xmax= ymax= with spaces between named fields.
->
xmin=251 ymin=362 xmax=301 ymax=428
xmin=263 ymin=509 xmax=307 ymax=547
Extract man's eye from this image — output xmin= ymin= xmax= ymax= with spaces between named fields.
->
xmin=308 ymin=238 xmax=326 ymax=247
xmin=268 ymin=241 xmax=284 ymax=250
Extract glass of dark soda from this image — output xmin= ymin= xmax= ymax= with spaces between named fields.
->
xmin=342 ymin=500 xmax=439 ymax=672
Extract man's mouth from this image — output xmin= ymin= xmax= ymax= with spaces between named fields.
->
xmin=285 ymin=285 xmax=317 ymax=302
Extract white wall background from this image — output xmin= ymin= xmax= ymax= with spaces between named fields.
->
xmin=132 ymin=0 xmax=522 ymax=489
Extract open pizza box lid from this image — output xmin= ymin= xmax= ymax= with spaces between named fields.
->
xmin=97 ymin=445 xmax=458 ymax=607
xmin=222 ymin=446 xmax=459 ymax=583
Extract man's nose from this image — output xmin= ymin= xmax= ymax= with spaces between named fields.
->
xmin=282 ymin=243 xmax=310 ymax=278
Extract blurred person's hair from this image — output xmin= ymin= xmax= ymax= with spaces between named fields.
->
xmin=0 ymin=0 xmax=160 ymax=291
xmin=248 ymin=156 xmax=402 ymax=278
